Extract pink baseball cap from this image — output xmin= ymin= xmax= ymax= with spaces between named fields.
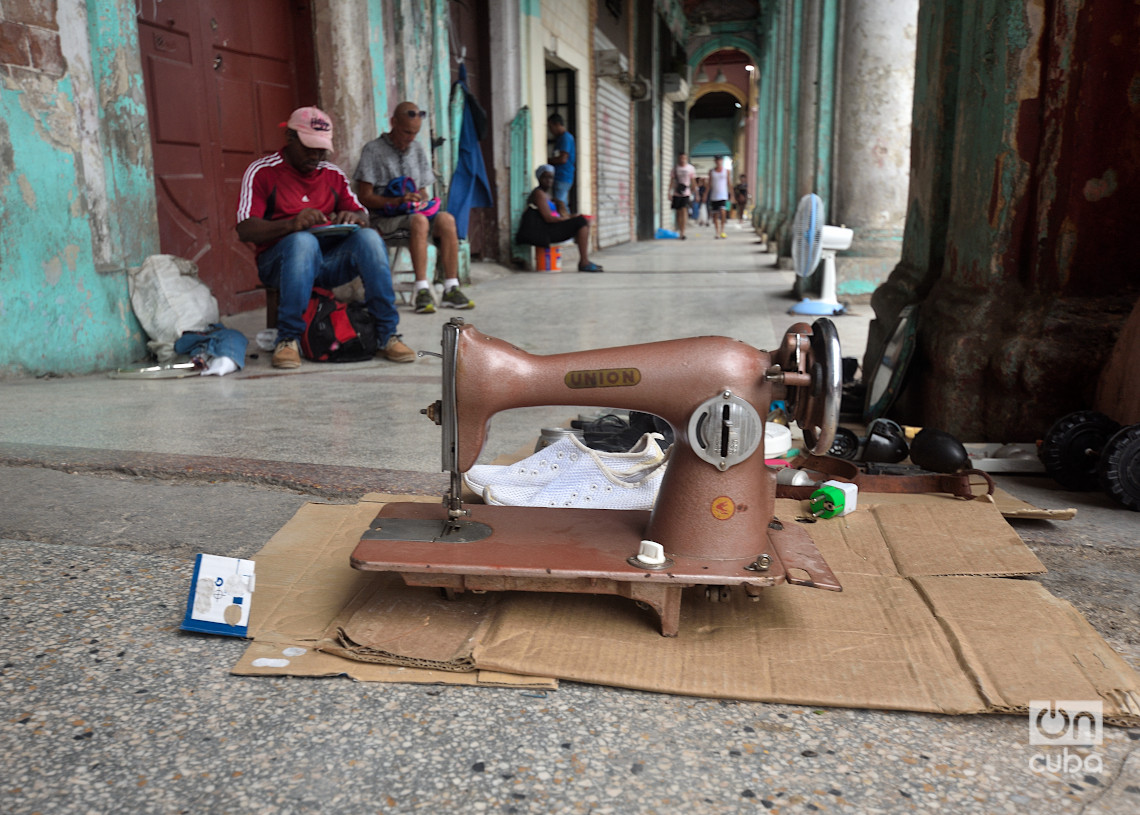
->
xmin=283 ymin=106 xmax=334 ymax=150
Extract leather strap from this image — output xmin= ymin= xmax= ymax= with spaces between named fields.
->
xmin=776 ymin=454 xmax=996 ymax=501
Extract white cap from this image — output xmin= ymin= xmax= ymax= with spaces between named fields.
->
xmin=636 ymin=540 xmax=667 ymax=566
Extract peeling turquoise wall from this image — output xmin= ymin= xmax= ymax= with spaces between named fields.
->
xmin=784 ymin=0 xmax=802 ymax=239
xmin=752 ymin=3 xmax=789 ymax=237
xmin=87 ymin=0 xmax=160 ymax=272
xmin=0 ymin=0 xmax=155 ymax=377
xmin=382 ymin=0 xmax=454 ymax=189
xmin=813 ymin=0 xmax=838 ymax=207
xmin=431 ymin=0 xmax=453 ymax=189
xmin=368 ymin=0 xmax=390 ymax=135
xmin=0 ymin=84 xmax=122 ymax=376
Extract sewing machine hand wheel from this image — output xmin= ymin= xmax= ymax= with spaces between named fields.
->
xmin=779 ymin=318 xmax=841 ymax=455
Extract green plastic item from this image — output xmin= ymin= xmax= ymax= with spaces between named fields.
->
xmin=809 ymin=484 xmax=846 ymax=519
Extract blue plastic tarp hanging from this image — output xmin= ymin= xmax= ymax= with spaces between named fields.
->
xmin=447 ymin=64 xmax=494 ymax=239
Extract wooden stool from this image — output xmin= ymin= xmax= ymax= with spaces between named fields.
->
xmin=258 ymin=284 xmax=279 ymax=328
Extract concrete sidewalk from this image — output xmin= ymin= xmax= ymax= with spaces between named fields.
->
xmin=2 ymin=225 xmax=1138 ymax=814
xmin=2 ymin=220 xmax=860 ymax=473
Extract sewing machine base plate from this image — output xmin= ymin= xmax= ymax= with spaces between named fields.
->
xmin=351 ymin=502 xmax=840 ymax=637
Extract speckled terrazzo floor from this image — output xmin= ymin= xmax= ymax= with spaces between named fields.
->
xmin=2 ymin=241 xmax=1139 ymax=813
xmin=3 ymin=537 xmax=1137 ymax=814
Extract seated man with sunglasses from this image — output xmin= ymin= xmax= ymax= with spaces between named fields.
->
xmin=354 ymin=101 xmax=474 ymax=314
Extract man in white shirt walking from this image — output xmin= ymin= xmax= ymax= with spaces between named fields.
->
xmin=708 ymin=155 xmax=731 ymax=239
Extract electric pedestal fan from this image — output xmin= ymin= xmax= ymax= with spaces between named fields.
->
xmin=790 ymin=193 xmax=853 ymax=316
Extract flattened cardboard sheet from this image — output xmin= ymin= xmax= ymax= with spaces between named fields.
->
xmin=910 ymin=576 xmax=1140 ymax=725
xmin=234 ymin=491 xmax=1139 ymax=724
xmin=990 ymin=487 xmax=1077 ymax=520
xmin=857 ymin=485 xmax=1077 ymax=521
xmin=468 ymin=496 xmax=1137 ymax=723
xmin=472 ymin=573 xmax=983 ymax=714
xmin=321 ymin=573 xmax=498 ymax=671
xmin=867 ymin=500 xmax=1047 ymax=577
xmin=232 ymin=640 xmax=550 ymax=688
xmin=234 ymin=494 xmax=555 ymax=689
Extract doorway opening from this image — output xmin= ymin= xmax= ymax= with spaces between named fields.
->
xmin=545 ymin=65 xmax=578 ymax=214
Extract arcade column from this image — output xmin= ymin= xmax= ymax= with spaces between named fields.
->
xmin=830 ymin=0 xmax=919 ymax=297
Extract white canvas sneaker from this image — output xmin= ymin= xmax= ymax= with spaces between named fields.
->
xmin=464 ymin=432 xmax=667 ymax=499
xmin=483 ymin=453 xmax=667 ymax=510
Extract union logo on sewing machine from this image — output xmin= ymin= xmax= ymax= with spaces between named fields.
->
xmin=564 ymin=368 xmax=641 ymax=389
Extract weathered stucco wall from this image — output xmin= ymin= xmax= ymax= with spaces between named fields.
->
xmin=531 ymin=0 xmax=594 ymax=215
xmin=312 ymin=1 xmax=377 ymax=178
xmin=0 ymin=0 xmax=156 ymax=377
xmin=318 ymin=0 xmax=452 ymax=184
xmin=866 ymin=0 xmax=1140 ymax=440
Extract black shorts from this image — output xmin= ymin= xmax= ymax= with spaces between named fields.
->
xmin=671 ymin=196 xmax=691 ymax=211
xmin=709 ymin=200 xmax=727 ymax=212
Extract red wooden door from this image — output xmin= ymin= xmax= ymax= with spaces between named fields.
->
xmin=138 ymin=0 xmax=315 ymax=314
xmin=449 ymin=0 xmax=498 ymax=261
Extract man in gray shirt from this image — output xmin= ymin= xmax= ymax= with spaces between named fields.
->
xmin=354 ymin=101 xmax=473 ymax=313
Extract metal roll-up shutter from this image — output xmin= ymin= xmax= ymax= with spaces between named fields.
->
xmin=596 ymin=76 xmax=633 ymax=248
xmin=660 ymin=102 xmax=674 ymax=230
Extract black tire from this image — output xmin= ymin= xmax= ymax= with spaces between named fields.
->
xmin=1098 ymin=424 xmax=1140 ymax=511
xmin=1038 ymin=411 xmax=1120 ymax=490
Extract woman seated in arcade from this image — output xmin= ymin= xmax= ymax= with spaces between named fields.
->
xmin=515 ymin=164 xmax=603 ymax=273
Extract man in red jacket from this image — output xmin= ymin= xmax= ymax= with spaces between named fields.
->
xmin=236 ymin=106 xmax=414 ymax=369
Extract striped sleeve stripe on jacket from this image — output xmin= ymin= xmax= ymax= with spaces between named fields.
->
xmin=236 ymin=153 xmax=283 ymax=223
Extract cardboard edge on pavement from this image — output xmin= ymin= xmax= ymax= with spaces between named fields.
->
xmin=234 ymin=495 xmax=557 ymax=689
xmin=231 ymin=491 xmax=1137 ymax=725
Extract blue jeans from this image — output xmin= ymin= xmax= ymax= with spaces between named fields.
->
xmin=256 ymin=228 xmax=399 ymax=344
xmin=174 ymin=324 xmax=249 ymax=369
xmin=552 ymin=179 xmax=573 ymax=207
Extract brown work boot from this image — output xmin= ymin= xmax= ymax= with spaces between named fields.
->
xmin=272 ymin=338 xmax=302 ymax=369
xmin=380 ymin=334 xmax=416 ymax=363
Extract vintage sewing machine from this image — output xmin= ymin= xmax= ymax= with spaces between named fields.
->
xmin=350 ymin=318 xmax=843 ymax=636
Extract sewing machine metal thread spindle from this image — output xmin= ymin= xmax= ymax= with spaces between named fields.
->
xmin=441 ymin=319 xmax=469 ymax=531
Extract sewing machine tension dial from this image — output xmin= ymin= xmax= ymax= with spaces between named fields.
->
xmin=688 ymin=390 xmax=764 ymax=470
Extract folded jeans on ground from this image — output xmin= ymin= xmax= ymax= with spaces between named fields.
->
xmin=173 ymin=323 xmax=248 ymax=370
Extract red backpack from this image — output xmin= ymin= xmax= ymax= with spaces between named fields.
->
xmin=299 ymin=288 xmax=378 ymax=362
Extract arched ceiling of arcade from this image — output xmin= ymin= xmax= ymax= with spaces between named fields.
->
xmin=688 ymin=48 xmax=754 ymax=120
xmin=681 ymin=0 xmax=766 ymax=69
xmin=682 ymin=0 xmax=760 ymax=25
xmin=689 ymin=85 xmax=746 ymax=115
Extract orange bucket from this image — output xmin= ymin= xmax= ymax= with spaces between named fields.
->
xmin=534 ymin=246 xmax=561 ymax=271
